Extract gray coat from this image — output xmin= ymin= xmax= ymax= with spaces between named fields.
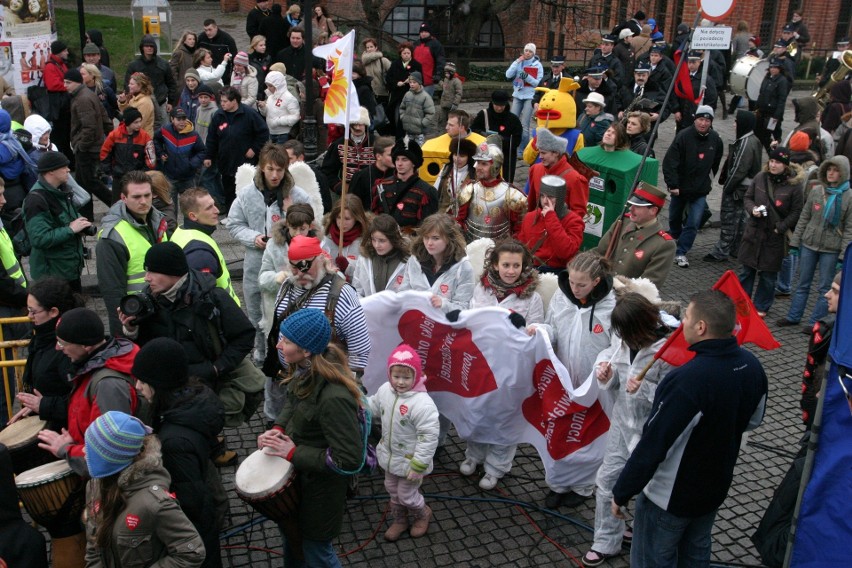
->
xmin=399 ymin=88 xmax=435 ymax=135
xmin=790 ymin=155 xmax=852 ymax=261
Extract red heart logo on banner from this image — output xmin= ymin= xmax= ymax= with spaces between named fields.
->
xmin=125 ymin=514 xmax=140 ymax=530
xmin=398 ymin=310 xmax=498 ymax=397
xmin=521 ymin=360 xmax=610 ymax=459
xmin=396 ymin=275 xmax=404 ymax=284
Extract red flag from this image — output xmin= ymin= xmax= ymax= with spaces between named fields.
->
xmin=673 ymin=50 xmax=698 ymax=104
xmin=656 ymin=270 xmax=781 ymax=366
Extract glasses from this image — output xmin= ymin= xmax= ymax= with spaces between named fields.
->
xmin=289 ymin=257 xmax=316 ymax=272
xmin=27 ymin=307 xmax=45 ymax=316
xmin=838 ymin=373 xmax=852 ymax=417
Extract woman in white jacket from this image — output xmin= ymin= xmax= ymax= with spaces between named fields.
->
xmin=257 ymin=71 xmax=300 ymax=143
xmin=193 ymin=48 xmax=230 ymax=87
xmin=352 ymin=214 xmax=410 ymax=297
xmin=320 ymin=194 xmax=370 ymax=282
xmin=367 ymin=344 xmax=439 ymax=541
xmin=230 ymin=51 xmax=259 ymax=109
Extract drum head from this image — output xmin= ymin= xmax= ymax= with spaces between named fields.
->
xmin=16 ymin=460 xmax=73 ymax=488
xmin=235 ymin=449 xmax=293 ymax=498
xmin=0 ymin=416 xmax=47 ymax=449
xmin=747 ymin=59 xmax=770 ymax=100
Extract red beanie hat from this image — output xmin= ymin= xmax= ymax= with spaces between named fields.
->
xmin=288 ymin=236 xmax=324 ymax=261
xmin=788 ymin=131 xmax=810 ymax=152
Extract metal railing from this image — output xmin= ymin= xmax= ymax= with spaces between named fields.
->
xmin=0 ymin=316 xmax=30 ymax=422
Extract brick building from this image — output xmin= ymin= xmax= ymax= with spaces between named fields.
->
xmin=234 ymin=0 xmax=850 ymax=62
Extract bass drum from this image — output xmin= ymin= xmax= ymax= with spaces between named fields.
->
xmin=729 ymin=56 xmax=770 ymax=100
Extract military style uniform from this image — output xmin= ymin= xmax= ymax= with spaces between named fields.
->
xmin=596 ymin=218 xmax=676 ymax=289
xmin=456 ymin=179 xmax=527 ymax=242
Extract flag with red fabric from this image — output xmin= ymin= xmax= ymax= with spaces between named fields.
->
xmin=673 ymin=49 xmax=700 ymax=104
xmin=655 ymin=270 xmax=781 ymax=366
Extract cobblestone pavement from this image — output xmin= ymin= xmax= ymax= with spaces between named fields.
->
xmin=36 ymin=3 xmax=813 ymax=566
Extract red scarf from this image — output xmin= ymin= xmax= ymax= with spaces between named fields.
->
xmin=328 ymin=223 xmax=362 ymax=248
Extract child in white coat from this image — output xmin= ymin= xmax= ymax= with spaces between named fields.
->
xmin=367 ymin=344 xmax=439 ymax=542
xmin=461 ymin=239 xmax=544 ymax=489
xmin=321 ymin=194 xmax=370 ymax=282
xmin=257 ymin=71 xmax=300 ymax=143
xmin=352 ymin=213 xmax=410 ymax=298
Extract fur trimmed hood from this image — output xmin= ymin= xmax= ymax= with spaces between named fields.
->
xmin=762 ymin=161 xmax=806 ymax=186
xmin=818 ymin=155 xmax=850 ymax=186
xmin=117 ymin=435 xmax=170 ymax=491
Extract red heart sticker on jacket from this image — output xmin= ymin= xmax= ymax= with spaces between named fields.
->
xmin=125 ymin=514 xmax=140 ymax=530
xmin=634 ymin=250 xmax=644 ymax=259
xmin=398 ymin=310 xmax=497 ymax=397
xmin=396 ymin=275 xmax=404 ymax=284
xmin=521 ymin=360 xmax=610 ymax=459
xmin=399 ymin=404 xmax=408 ymax=416
xmin=219 ymin=123 xmax=228 ymax=130
xmin=133 ymin=152 xmax=139 ymax=158
xmin=440 ymin=284 xmax=449 ymax=295
xmin=593 ymin=323 xmax=604 ymax=334
xmin=698 ymin=153 xmax=704 ymax=159
xmin=814 ymin=203 xmax=821 ymax=210
xmin=272 ymin=215 xmax=281 ymax=222
xmin=775 ymin=200 xmax=782 ymax=207
xmin=397 ymin=202 xmax=404 ymax=210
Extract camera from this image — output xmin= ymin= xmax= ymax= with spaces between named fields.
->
xmin=754 ymin=205 xmax=768 ymax=217
xmin=119 ymin=292 xmax=157 ymax=324
xmin=82 ymin=225 xmax=97 ymax=236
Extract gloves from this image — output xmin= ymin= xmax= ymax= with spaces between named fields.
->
xmin=789 ymin=247 xmax=799 ymax=257
xmin=334 ymin=255 xmax=349 ymax=273
xmin=508 ymin=312 xmax=527 ymax=329
xmin=407 ymin=469 xmax=425 ymax=482
xmin=837 ymin=261 xmax=843 ymax=272
xmin=446 ymin=310 xmax=461 ymax=322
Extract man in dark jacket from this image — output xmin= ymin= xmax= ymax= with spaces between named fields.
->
xmin=246 ymin=0 xmax=271 ymax=40
xmin=374 ymin=139 xmax=438 ymax=231
xmin=350 ymin=135 xmax=395 ymax=212
xmin=198 ymin=19 xmax=238 ymax=85
xmin=612 ymin=290 xmax=767 ymax=567
xmin=65 ymin=68 xmax=112 ymax=220
xmin=575 ymin=65 xmax=617 ymax=118
xmin=663 ymin=105 xmax=724 ymax=267
xmin=413 ymin=22 xmax=446 ymax=96
xmin=472 ymin=90 xmax=523 ymax=182
xmin=203 ymin=86 xmax=269 ymax=210
xmin=258 ymin=4 xmax=290 ymax=59
xmin=272 ymin=26 xmax=323 ymax=83
xmin=120 ymin=242 xmax=261 ymax=431
xmin=673 ymin=51 xmax=717 ymax=133
xmin=125 ymin=34 xmax=179 ymax=128
xmin=755 ymin=57 xmax=790 ymax=152
xmin=588 ymin=35 xmax=625 ymax=91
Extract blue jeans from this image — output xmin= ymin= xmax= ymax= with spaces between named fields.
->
xmin=631 ymin=492 xmax=716 ymax=568
xmin=510 ymin=97 xmax=534 ymax=155
xmin=199 ymin=163 xmax=225 ymax=207
xmin=787 ymin=246 xmax=839 ymax=324
xmin=738 ymin=265 xmax=778 ymax=312
xmin=271 ymin=133 xmax=290 ymax=144
xmin=668 ymin=195 xmax=706 ymax=256
xmin=775 ymin=253 xmax=799 ymax=293
xmin=282 ymin=535 xmax=341 ymax=568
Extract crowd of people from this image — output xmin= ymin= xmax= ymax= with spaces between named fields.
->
xmin=0 ymin=4 xmax=850 ymax=568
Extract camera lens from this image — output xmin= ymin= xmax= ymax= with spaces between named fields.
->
xmin=120 ymin=295 xmax=143 ymax=316
xmin=83 ymin=225 xmax=98 ymax=236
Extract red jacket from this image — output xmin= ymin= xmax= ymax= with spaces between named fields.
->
xmin=100 ymin=123 xmax=156 ymax=179
xmin=516 ymin=208 xmax=584 ymax=270
xmin=43 ymin=54 xmax=68 ymax=93
xmin=527 ymin=155 xmax=589 ymax=220
xmin=63 ymin=339 xmax=139 ymax=474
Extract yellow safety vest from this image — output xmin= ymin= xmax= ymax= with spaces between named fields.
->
xmin=0 ymin=228 xmax=26 ymax=289
xmin=99 ymin=220 xmax=167 ymax=295
xmin=170 ymin=227 xmax=241 ymax=306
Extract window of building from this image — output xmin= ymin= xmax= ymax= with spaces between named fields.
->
xmin=382 ymin=0 xmax=451 ymax=43
xmin=759 ymin=0 xmax=781 ymax=47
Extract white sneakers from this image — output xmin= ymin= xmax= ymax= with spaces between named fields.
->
xmin=479 ymin=473 xmax=499 ymax=490
xmin=459 ymin=458 xmax=477 ymax=476
xmin=675 ymin=255 xmax=689 ymax=268
xmin=459 ymin=459 xmax=500 ymax=489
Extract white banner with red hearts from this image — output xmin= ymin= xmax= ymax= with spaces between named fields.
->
xmin=361 ymin=291 xmax=612 ymax=488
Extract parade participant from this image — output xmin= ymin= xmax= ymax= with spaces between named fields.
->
xmin=349 ymin=136 xmax=395 ymax=213
xmin=536 ymin=251 xmax=615 ymax=508
xmin=321 ymin=194 xmax=369 ymax=281
xmin=320 ymin=107 xmax=375 ymax=194
xmin=0 ymin=443 xmax=48 ymax=567
xmin=517 ymin=175 xmax=584 ymax=273
xmin=460 ymin=240 xmax=543 ymax=490
xmin=374 ymin=139 xmax=439 ymax=231
xmin=582 ymin=293 xmax=674 ymax=567
xmin=419 ymin=109 xmax=485 ymax=185
xmin=434 ymin=138 xmax=476 ymax=215
xmin=455 ymin=142 xmax=527 ymax=242
xmin=83 ymin=412 xmax=206 ymax=567
xmin=595 ymin=183 xmax=676 ymax=289
xmin=673 ymin=51 xmax=718 ymax=134
xmin=257 ymin=309 xmax=365 ymax=567
xmin=612 ymin=291 xmax=767 ymax=567
xmin=526 ymin=127 xmax=588 ymax=219
xmin=368 ymin=344 xmax=439 ymax=541
xmin=754 ymin=57 xmax=790 ymax=152
xmin=352 ymin=213 xmax=410 ymax=298
xmin=587 ymin=35 xmax=624 ymax=89
xmin=625 ymin=112 xmax=653 ymax=157
xmin=575 ymin=65 xmax=616 ymax=118
xmin=132 ymin=338 xmax=225 ymax=568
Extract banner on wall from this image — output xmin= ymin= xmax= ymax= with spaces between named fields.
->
xmin=11 ymin=34 xmax=51 ymax=93
xmin=3 ymin=0 xmax=55 ymax=39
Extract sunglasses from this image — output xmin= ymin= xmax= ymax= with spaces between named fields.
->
xmin=289 ymin=257 xmax=316 ymax=272
xmin=838 ymin=372 xmax=852 ymax=417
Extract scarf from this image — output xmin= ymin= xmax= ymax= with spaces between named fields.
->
xmin=481 ymin=265 xmax=538 ymax=302
xmin=824 ymin=180 xmax=850 ymax=228
xmin=768 ymin=171 xmax=787 ymax=185
xmin=371 ymin=249 xmax=403 ymax=293
xmin=328 ymin=223 xmax=363 ymax=248
xmin=231 ymin=70 xmax=244 ymax=88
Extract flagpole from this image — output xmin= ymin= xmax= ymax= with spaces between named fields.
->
xmin=339 ymin=32 xmax=353 ymax=255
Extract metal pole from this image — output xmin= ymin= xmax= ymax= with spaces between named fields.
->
xmin=77 ymin=0 xmax=87 ymax=54
xmin=302 ymin=0 xmax=318 ymax=161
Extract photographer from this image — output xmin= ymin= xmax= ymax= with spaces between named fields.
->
xmin=96 ymin=171 xmax=170 ymax=337
xmin=119 ymin=242 xmax=261 ymax=463
xmin=22 ymin=151 xmax=91 ymax=292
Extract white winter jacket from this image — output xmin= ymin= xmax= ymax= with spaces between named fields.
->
xmin=469 ymin=282 xmax=545 ymax=324
xmin=321 ymin=236 xmax=361 ymax=281
xmin=398 ymin=256 xmax=475 ymax=312
xmin=351 ymin=255 xmax=407 ymax=297
xmin=367 ymin=382 xmax=440 ymax=477
xmin=261 ymin=71 xmax=300 ymax=136
xmin=197 ymin=62 xmax=227 ymax=86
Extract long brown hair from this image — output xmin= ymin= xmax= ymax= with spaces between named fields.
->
xmin=323 ymin=194 xmax=370 ymax=236
xmin=360 ymin=213 xmax=410 ymax=259
xmin=610 ymin=292 xmax=662 ymax=350
xmin=410 ymin=213 xmax=467 ymax=264
xmin=287 ymin=344 xmax=363 ymax=405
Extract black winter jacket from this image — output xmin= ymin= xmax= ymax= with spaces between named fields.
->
xmin=204 ymin=104 xmax=269 ymax=177
xmin=0 ymin=446 xmax=48 ymax=567
xmin=125 ymin=53 xmax=179 ymax=106
xmin=663 ymin=125 xmax=724 ymax=198
xmin=23 ymin=319 xmax=72 ymax=430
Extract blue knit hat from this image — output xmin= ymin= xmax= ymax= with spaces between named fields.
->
xmin=85 ymin=411 xmax=150 ymax=479
xmin=279 ymin=309 xmax=331 ymax=355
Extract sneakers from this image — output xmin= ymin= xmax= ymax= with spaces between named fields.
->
xmin=479 ymin=473 xmax=499 ymax=490
xmin=459 ymin=458 xmax=478 ymax=476
xmin=675 ymin=255 xmax=689 ymax=268
xmin=581 ymin=549 xmax=617 ymax=567
xmin=702 ymin=253 xmax=725 ymax=262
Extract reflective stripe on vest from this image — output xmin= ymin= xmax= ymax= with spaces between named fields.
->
xmin=101 ymin=220 xmax=160 ymax=294
xmin=170 ymin=227 xmax=241 ymax=306
xmin=0 ymin=228 xmax=26 ymax=288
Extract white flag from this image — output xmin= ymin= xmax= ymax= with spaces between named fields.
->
xmin=362 ymin=291 xmax=612 ymax=489
xmin=312 ymin=30 xmax=361 ymax=138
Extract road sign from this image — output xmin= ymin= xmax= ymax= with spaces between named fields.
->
xmin=692 ymin=26 xmax=733 ymax=49
xmin=699 ymin=0 xmax=736 ymax=22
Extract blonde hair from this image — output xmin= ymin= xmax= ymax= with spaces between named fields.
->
xmin=129 ymin=72 xmax=153 ymax=96
xmin=567 ymin=251 xmax=612 ymax=280
xmin=81 ymin=63 xmax=103 ymax=91
xmin=173 ymin=30 xmax=197 ymax=54
xmin=249 ymin=35 xmax=266 ymax=54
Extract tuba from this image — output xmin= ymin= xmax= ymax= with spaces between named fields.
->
xmin=813 ymin=50 xmax=852 ymax=105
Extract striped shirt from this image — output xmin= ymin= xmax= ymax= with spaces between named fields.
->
xmin=273 ymin=277 xmax=372 ymax=369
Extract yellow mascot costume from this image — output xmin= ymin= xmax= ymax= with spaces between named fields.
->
xmin=522 ymin=77 xmax=585 ymax=165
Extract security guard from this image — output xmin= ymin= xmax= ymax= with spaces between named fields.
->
xmin=596 ymin=182 xmax=676 ymax=289
xmin=96 ymin=170 xmax=169 ymax=337
xmin=169 ymin=187 xmax=240 ymax=305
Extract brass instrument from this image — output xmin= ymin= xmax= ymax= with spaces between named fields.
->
xmin=813 ymin=50 xmax=852 ymax=105
xmin=786 ymin=41 xmax=798 ymax=58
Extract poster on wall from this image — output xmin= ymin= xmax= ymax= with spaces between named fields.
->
xmin=3 ymin=0 xmax=55 ymax=39
xmin=11 ymin=34 xmax=50 ymax=92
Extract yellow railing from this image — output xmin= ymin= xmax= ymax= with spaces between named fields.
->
xmin=0 ymin=316 xmax=30 ymax=421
